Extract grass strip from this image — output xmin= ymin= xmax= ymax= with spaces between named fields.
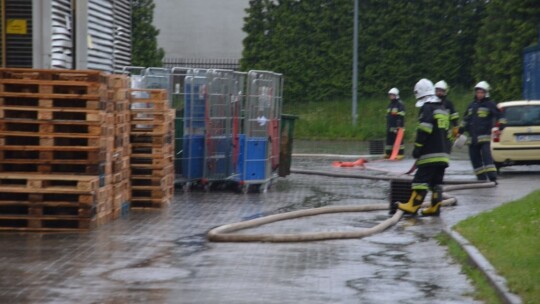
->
xmin=284 ymin=89 xmax=473 ymax=140
xmin=436 ymin=233 xmax=503 ymax=304
xmin=454 ymin=190 xmax=540 ymax=304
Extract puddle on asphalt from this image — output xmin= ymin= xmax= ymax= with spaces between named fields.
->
xmin=175 ymin=234 xmax=209 ymax=257
xmin=366 ymin=233 xmax=417 ymax=246
xmin=107 ymin=267 xmax=191 ymax=284
xmin=363 ymin=250 xmax=410 ymax=268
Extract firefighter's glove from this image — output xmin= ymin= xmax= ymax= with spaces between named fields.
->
xmin=452 ymin=127 xmax=459 ymax=138
xmin=412 ymin=147 xmax=422 ymax=159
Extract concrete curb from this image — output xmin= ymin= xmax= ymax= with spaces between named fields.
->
xmin=442 ymin=228 xmax=522 ymax=304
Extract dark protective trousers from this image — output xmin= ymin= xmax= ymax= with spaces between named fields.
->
xmin=468 ymin=142 xmax=497 ymax=181
xmin=412 ymin=165 xmax=446 ymax=191
xmin=385 ymin=131 xmax=404 ymax=157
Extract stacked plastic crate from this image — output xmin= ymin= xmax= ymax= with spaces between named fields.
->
xmin=0 ymin=68 xmax=115 ymax=231
xmin=236 ymin=71 xmax=283 ymax=193
xmin=180 ymin=70 xmax=207 ymax=189
xmin=107 ymin=75 xmax=131 ymax=218
xmin=129 ymin=89 xmax=175 ymax=208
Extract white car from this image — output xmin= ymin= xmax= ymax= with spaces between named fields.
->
xmin=491 ymin=100 xmax=540 ymax=169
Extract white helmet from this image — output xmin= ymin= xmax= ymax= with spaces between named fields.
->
xmin=414 ymin=79 xmax=435 ymax=99
xmin=474 ymin=81 xmax=490 ymax=97
xmin=388 ymin=87 xmax=399 ymax=98
xmin=434 ymin=80 xmax=449 ymax=92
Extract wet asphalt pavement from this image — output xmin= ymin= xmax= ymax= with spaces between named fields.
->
xmin=1 ymin=141 xmax=539 ymax=303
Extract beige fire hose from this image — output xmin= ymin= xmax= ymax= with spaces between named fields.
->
xmin=290 ymin=168 xmax=487 ymax=185
xmin=207 ymin=181 xmax=496 ymax=243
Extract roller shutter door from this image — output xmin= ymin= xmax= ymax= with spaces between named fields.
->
xmin=113 ymin=0 xmax=131 ymax=73
xmin=87 ymin=0 xmax=114 ymax=72
xmin=4 ymin=0 xmax=32 ymax=67
xmin=51 ymin=0 xmax=73 ymax=69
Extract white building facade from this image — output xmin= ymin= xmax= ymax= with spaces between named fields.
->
xmin=153 ymin=0 xmax=249 ymax=63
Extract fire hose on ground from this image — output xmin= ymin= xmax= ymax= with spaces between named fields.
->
xmin=207 ymin=167 xmax=496 ymax=243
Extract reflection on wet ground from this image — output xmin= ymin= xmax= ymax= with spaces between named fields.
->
xmin=1 ymin=141 xmax=538 ymax=303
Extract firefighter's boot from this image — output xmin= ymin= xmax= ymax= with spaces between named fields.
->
xmin=397 ymin=190 xmax=426 ymax=215
xmin=421 ymin=186 xmax=443 ymax=216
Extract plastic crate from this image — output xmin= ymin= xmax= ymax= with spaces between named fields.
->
xmin=236 ymin=135 xmax=268 ymax=181
xmin=182 ymin=135 xmax=204 ymax=179
xmin=246 ymin=137 xmax=268 ymax=159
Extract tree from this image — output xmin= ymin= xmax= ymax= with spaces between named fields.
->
xmin=358 ymin=0 xmax=485 ymax=96
xmin=242 ymin=0 xmax=353 ymax=103
xmin=131 ymin=0 xmax=165 ymax=67
xmin=474 ymin=0 xmax=540 ymax=101
xmin=240 ymin=0 xmax=487 ymax=102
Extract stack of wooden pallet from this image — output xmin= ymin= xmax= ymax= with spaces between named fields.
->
xmin=0 ymin=68 xmax=123 ymax=231
xmin=107 ymin=75 xmax=131 ymax=219
xmin=129 ymin=89 xmax=175 ymax=208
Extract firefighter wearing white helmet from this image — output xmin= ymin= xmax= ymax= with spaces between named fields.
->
xmin=474 ymin=81 xmax=491 ymax=97
xmin=434 ymin=80 xmax=460 ymax=151
xmin=385 ymin=87 xmax=405 ymax=159
xmin=396 ymin=79 xmax=450 ymax=217
xmin=458 ymin=81 xmax=507 ymax=182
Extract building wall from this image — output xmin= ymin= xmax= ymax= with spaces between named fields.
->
xmin=2 ymin=0 xmax=131 ymax=72
xmin=153 ymin=0 xmax=249 ymax=60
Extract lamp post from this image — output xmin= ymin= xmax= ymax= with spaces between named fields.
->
xmin=352 ymin=0 xmax=359 ymax=126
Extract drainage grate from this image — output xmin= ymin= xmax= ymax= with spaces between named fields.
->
xmin=369 ymin=140 xmax=385 ymax=155
xmin=389 ymin=180 xmax=412 ymax=213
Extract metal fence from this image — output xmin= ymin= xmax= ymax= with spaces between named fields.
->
xmin=162 ymin=58 xmax=240 ymax=71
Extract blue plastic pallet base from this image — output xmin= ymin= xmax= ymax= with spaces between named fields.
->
xmin=182 ymin=135 xmax=205 ymax=179
xmin=236 ymin=135 xmax=268 ymax=181
xmin=206 ymin=136 xmax=233 ymax=179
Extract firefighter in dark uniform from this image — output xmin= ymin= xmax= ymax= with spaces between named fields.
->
xmin=385 ymin=88 xmax=405 ymax=159
xmin=397 ymin=79 xmax=450 ymax=216
xmin=459 ymin=81 xmax=506 ymax=182
xmin=435 ymin=80 xmax=460 ymax=150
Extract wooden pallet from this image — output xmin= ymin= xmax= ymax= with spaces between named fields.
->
xmin=112 ymin=100 xmax=130 ymax=112
xmin=0 ymin=79 xmax=106 ymax=96
xmin=130 ymin=100 xmax=169 ymax=111
xmin=130 ymin=197 xmax=171 ymax=209
xmin=129 ymin=89 xmax=167 ymax=100
xmin=131 ymin=163 xmax=174 ymax=174
xmin=115 ymin=112 xmax=130 ymax=124
xmin=0 ymin=201 xmax=95 ymax=218
xmin=0 ymin=134 xmax=112 ymax=149
xmin=130 ymin=159 xmax=173 ymax=169
xmin=107 ymin=88 xmax=129 ymax=101
xmin=0 ymin=106 xmax=106 ymax=122
xmin=0 ymin=162 xmax=111 ymax=175
xmin=0 ymin=120 xmax=112 ymax=136
xmin=130 ymin=123 xmax=173 ymax=136
xmin=131 ymin=175 xmax=172 ymax=187
xmin=131 ymin=144 xmax=173 ymax=155
xmin=130 ymin=134 xmax=173 ymax=145
xmin=130 ymin=110 xmax=174 ymax=120
xmin=112 ymin=156 xmax=130 ymax=172
xmin=0 ymin=68 xmax=107 ymax=83
xmin=107 ymin=75 xmax=130 ymax=89
xmin=112 ymin=170 xmax=130 ymax=184
xmin=0 ymin=97 xmax=106 ymax=111
xmin=0 ymin=149 xmax=108 ymax=162
xmin=0 ymin=173 xmax=101 ymax=191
